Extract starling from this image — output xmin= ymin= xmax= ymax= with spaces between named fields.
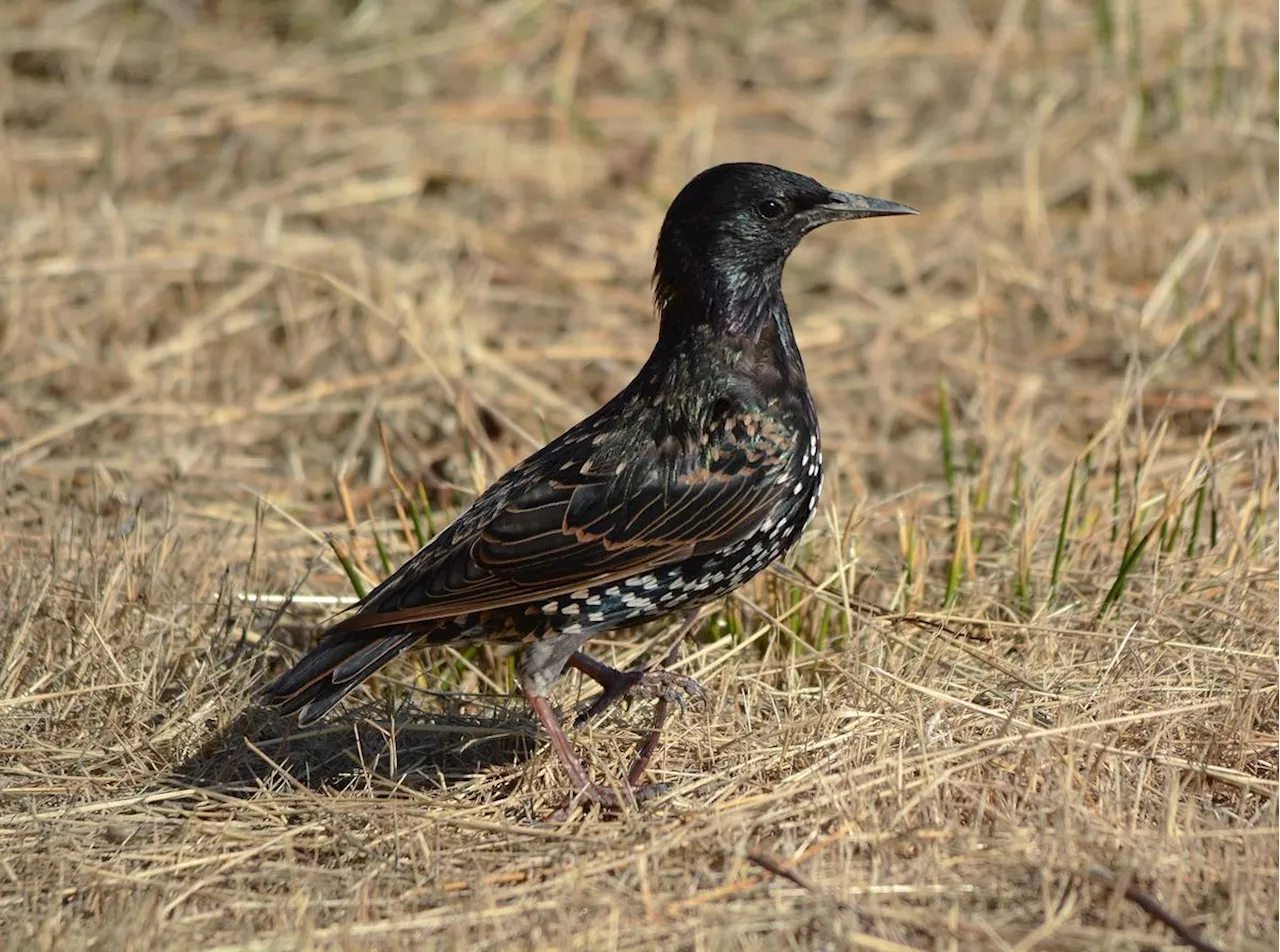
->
xmin=261 ymin=163 xmax=916 ymax=806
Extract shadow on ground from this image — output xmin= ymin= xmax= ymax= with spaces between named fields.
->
xmin=167 ymin=698 xmax=538 ymax=797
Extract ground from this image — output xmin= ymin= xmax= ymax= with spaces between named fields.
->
xmin=0 ymin=1 xmax=1276 ymax=949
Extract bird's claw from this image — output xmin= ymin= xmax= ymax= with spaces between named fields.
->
xmin=574 ymin=665 xmax=707 ymax=726
xmin=623 ymin=670 xmax=707 ymax=715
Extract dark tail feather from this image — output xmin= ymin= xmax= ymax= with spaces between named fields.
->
xmin=259 ymin=631 xmax=421 ymax=725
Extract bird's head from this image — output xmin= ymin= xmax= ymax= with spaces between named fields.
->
xmin=653 ymin=163 xmax=915 ymax=337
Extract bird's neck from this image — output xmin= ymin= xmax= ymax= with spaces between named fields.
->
xmin=641 ymin=266 xmax=810 ymax=421
xmin=654 ymin=260 xmax=791 ymax=348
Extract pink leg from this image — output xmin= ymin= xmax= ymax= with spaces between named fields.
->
xmin=524 ymin=689 xmax=670 ymax=809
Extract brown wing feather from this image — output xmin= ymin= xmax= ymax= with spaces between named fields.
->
xmin=320 ymin=463 xmax=786 ymax=639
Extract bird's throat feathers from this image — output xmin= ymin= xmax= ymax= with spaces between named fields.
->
xmin=654 ymin=255 xmax=795 ymax=355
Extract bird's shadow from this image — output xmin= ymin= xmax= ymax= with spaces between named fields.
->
xmin=168 ymin=693 xmax=538 ymax=798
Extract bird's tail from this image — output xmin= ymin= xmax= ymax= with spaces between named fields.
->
xmin=259 ymin=629 xmax=421 ymax=725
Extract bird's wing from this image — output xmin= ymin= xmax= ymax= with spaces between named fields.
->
xmin=323 ymin=454 xmax=789 ymax=637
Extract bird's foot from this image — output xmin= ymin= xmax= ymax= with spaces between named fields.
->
xmin=568 ymin=653 xmax=706 ymax=726
xmin=585 ymin=668 xmax=706 ymax=724
xmin=569 ymin=779 xmax=673 ymax=811
xmin=539 ymin=780 xmax=672 ymax=824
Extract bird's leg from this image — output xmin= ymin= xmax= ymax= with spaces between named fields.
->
xmin=523 ymin=689 xmax=669 ymax=809
xmin=626 ymin=694 xmax=671 ymax=786
xmin=568 ymin=611 xmax=707 ymax=727
xmin=570 ymin=611 xmax=707 ymax=790
xmin=523 ymin=611 xmax=705 ymax=810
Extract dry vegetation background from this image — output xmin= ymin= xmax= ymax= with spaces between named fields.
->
xmin=0 ymin=0 xmax=1277 ymax=949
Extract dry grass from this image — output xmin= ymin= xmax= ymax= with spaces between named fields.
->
xmin=1 ymin=0 xmax=1276 ymax=949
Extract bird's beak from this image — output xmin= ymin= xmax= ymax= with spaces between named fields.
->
xmin=817 ymin=191 xmax=918 ymax=221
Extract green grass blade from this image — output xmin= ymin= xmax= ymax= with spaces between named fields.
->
xmin=417 ymin=482 xmax=437 ymax=538
xmin=1100 ymin=520 xmax=1161 ymax=615
xmin=369 ymin=510 xmax=393 ymax=577
xmin=329 ymin=536 xmax=368 ymax=600
xmin=938 ymin=381 xmax=957 ymax=520
xmin=1050 ymin=459 xmax=1077 ymax=597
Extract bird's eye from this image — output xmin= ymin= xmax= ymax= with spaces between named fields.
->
xmin=755 ymin=198 xmax=787 ymax=221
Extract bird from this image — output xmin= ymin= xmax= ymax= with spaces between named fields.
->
xmin=260 ymin=162 xmax=916 ymax=807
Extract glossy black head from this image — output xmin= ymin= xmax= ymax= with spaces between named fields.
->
xmin=653 ymin=162 xmax=915 ymax=336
